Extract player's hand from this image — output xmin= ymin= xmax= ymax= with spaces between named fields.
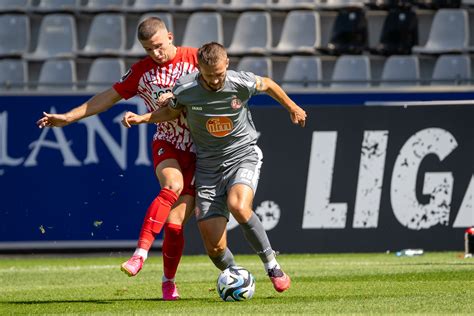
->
xmin=121 ymin=111 xmax=142 ymax=128
xmin=36 ymin=112 xmax=70 ymax=128
xmin=155 ymin=92 xmax=175 ymax=108
xmin=290 ymin=106 xmax=307 ymax=127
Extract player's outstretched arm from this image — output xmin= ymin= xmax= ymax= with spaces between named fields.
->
xmin=36 ymin=88 xmax=122 ymax=128
xmin=256 ymin=77 xmax=307 ymax=127
xmin=121 ymin=106 xmax=182 ymax=128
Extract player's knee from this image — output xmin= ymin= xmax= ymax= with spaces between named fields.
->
xmin=228 ymin=202 xmax=251 ymax=223
xmin=207 ymin=245 xmax=226 ymax=258
xmin=162 ymin=182 xmax=183 ymax=196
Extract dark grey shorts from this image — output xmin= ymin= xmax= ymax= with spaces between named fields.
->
xmin=194 ymin=145 xmax=263 ymax=221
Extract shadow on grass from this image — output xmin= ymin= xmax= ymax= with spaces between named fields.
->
xmin=3 ymin=292 xmax=408 ymax=306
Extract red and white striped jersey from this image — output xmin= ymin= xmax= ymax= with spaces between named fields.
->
xmin=113 ymin=46 xmax=198 ymax=152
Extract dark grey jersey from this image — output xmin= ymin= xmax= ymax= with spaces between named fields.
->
xmin=171 ymin=70 xmax=259 ymax=169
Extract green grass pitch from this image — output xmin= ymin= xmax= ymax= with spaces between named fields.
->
xmin=1 ymin=252 xmax=473 ymax=314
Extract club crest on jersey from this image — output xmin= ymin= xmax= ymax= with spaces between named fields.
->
xmin=230 ymin=96 xmax=242 ymax=110
xmin=206 ymin=117 xmax=233 ymax=138
xmin=158 ymin=148 xmax=165 ymax=156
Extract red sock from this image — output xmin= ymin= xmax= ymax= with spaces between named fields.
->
xmin=137 ymin=188 xmax=178 ymax=251
xmin=162 ymin=223 xmax=185 ymax=280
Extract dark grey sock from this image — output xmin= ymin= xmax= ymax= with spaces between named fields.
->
xmin=209 ymin=247 xmax=236 ymax=271
xmin=240 ymin=212 xmax=276 ymax=263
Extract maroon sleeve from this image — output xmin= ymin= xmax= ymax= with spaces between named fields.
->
xmin=112 ymin=60 xmax=145 ymax=100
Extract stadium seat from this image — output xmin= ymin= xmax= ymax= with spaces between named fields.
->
xmin=271 ymin=0 xmax=317 ymax=10
xmin=35 ymin=0 xmax=79 ymax=12
xmin=237 ymin=57 xmax=272 ymax=77
xmin=412 ymin=9 xmax=469 ymax=54
xmin=176 ymin=0 xmax=221 ymax=11
xmin=415 ymin=0 xmax=461 ymax=9
xmin=0 ymin=0 xmax=31 ymax=12
xmin=181 ymin=12 xmax=223 ymax=47
xmin=272 ymin=11 xmax=320 ymax=55
xmin=220 ymin=0 xmax=269 ymax=11
xmin=86 ymin=58 xmax=125 ymax=91
xmin=282 ymin=56 xmax=322 ymax=89
xmin=318 ymin=8 xmax=368 ymax=55
xmin=366 ymin=0 xmax=414 ymax=9
xmin=316 ymin=0 xmax=365 ymax=9
xmin=0 ymin=14 xmax=30 ymax=57
xmin=370 ymin=8 xmax=418 ymax=55
xmin=331 ymin=55 xmax=371 ymax=87
xmin=227 ymin=12 xmax=272 ymax=56
xmin=80 ymin=14 xmax=126 ymax=56
xmin=380 ymin=55 xmax=420 ymax=86
xmin=431 ymin=55 xmax=471 ymax=85
xmin=0 ymin=59 xmax=27 ymax=90
xmin=126 ymin=13 xmax=174 ymax=57
xmin=37 ymin=59 xmax=76 ymax=91
xmin=81 ymin=0 xmax=126 ymax=12
xmin=128 ymin=0 xmax=177 ymax=12
xmin=25 ymin=14 xmax=77 ymax=60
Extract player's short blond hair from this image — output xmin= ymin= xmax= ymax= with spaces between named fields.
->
xmin=137 ymin=17 xmax=167 ymax=41
xmin=198 ymin=42 xmax=227 ymax=66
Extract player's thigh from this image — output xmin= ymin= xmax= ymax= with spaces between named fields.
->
xmin=167 ymin=194 xmax=195 ymax=225
xmin=152 ymin=141 xmax=185 ymax=189
xmin=227 ymin=184 xmax=254 ymax=223
xmin=197 ymin=216 xmax=228 ymax=254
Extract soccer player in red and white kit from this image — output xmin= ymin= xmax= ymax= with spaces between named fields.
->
xmin=36 ymin=17 xmax=198 ymax=300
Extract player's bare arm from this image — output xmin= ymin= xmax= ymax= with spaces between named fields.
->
xmin=256 ymin=76 xmax=307 ymax=127
xmin=36 ymin=88 xmax=122 ymax=128
xmin=121 ymin=103 xmax=182 ymax=128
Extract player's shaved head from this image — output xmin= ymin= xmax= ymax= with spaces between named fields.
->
xmin=198 ymin=42 xmax=227 ymax=66
xmin=137 ymin=17 xmax=168 ymax=41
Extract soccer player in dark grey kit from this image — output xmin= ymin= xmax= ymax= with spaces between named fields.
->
xmin=122 ymin=42 xmax=306 ymax=292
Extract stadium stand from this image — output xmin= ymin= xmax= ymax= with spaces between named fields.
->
xmin=0 ymin=0 xmax=31 ymax=12
xmin=431 ymin=54 xmax=471 ymax=85
xmin=370 ymin=7 xmax=418 ymax=55
xmin=412 ymin=9 xmax=469 ymax=54
xmin=34 ymin=0 xmax=79 ymax=13
xmin=0 ymin=14 xmax=30 ymax=57
xmin=271 ymin=0 xmax=318 ymax=10
xmin=318 ymin=8 xmax=368 ymax=55
xmin=25 ymin=14 xmax=77 ymax=60
xmin=227 ymin=12 xmax=272 ymax=55
xmin=85 ymin=57 xmax=125 ymax=91
xmin=80 ymin=13 xmax=126 ymax=56
xmin=221 ymin=0 xmax=270 ymax=11
xmin=281 ymin=56 xmax=323 ymax=89
xmin=272 ymin=10 xmax=321 ymax=55
xmin=0 ymin=0 xmax=473 ymax=90
xmin=331 ymin=55 xmax=371 ymax=87
xmin=380 ymin=55 xmax=420 ymax=86
xmin=81 ymin=0 xmax=127 ymax=12
xmin=37 ymin=59 xmax=76 ymax=91
xmin=181 ymin=12 xmax=224 ymax=47
xmin=0 ymin=59 xmax=28 ymax=90
xmin=237 ymin=57 xmax=273 ymax=77
xmin=128 ymin=0 xmax=177 ymax=12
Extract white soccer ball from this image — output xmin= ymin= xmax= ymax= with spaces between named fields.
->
xmin=216 ymin=266 xmax=256 ymax=301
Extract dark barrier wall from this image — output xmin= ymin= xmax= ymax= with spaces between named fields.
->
xmin=0 ymin=95 xmax=473 ymax=253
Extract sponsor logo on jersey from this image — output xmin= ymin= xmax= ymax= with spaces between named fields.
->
xmin=230 ymin=96 xmax=242 ymax=110
xmin=206 ymin=117 xmax=233 ymax=137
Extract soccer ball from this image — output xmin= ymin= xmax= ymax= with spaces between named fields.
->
xmin=216 ymin=266 xmax=256 ymax=301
